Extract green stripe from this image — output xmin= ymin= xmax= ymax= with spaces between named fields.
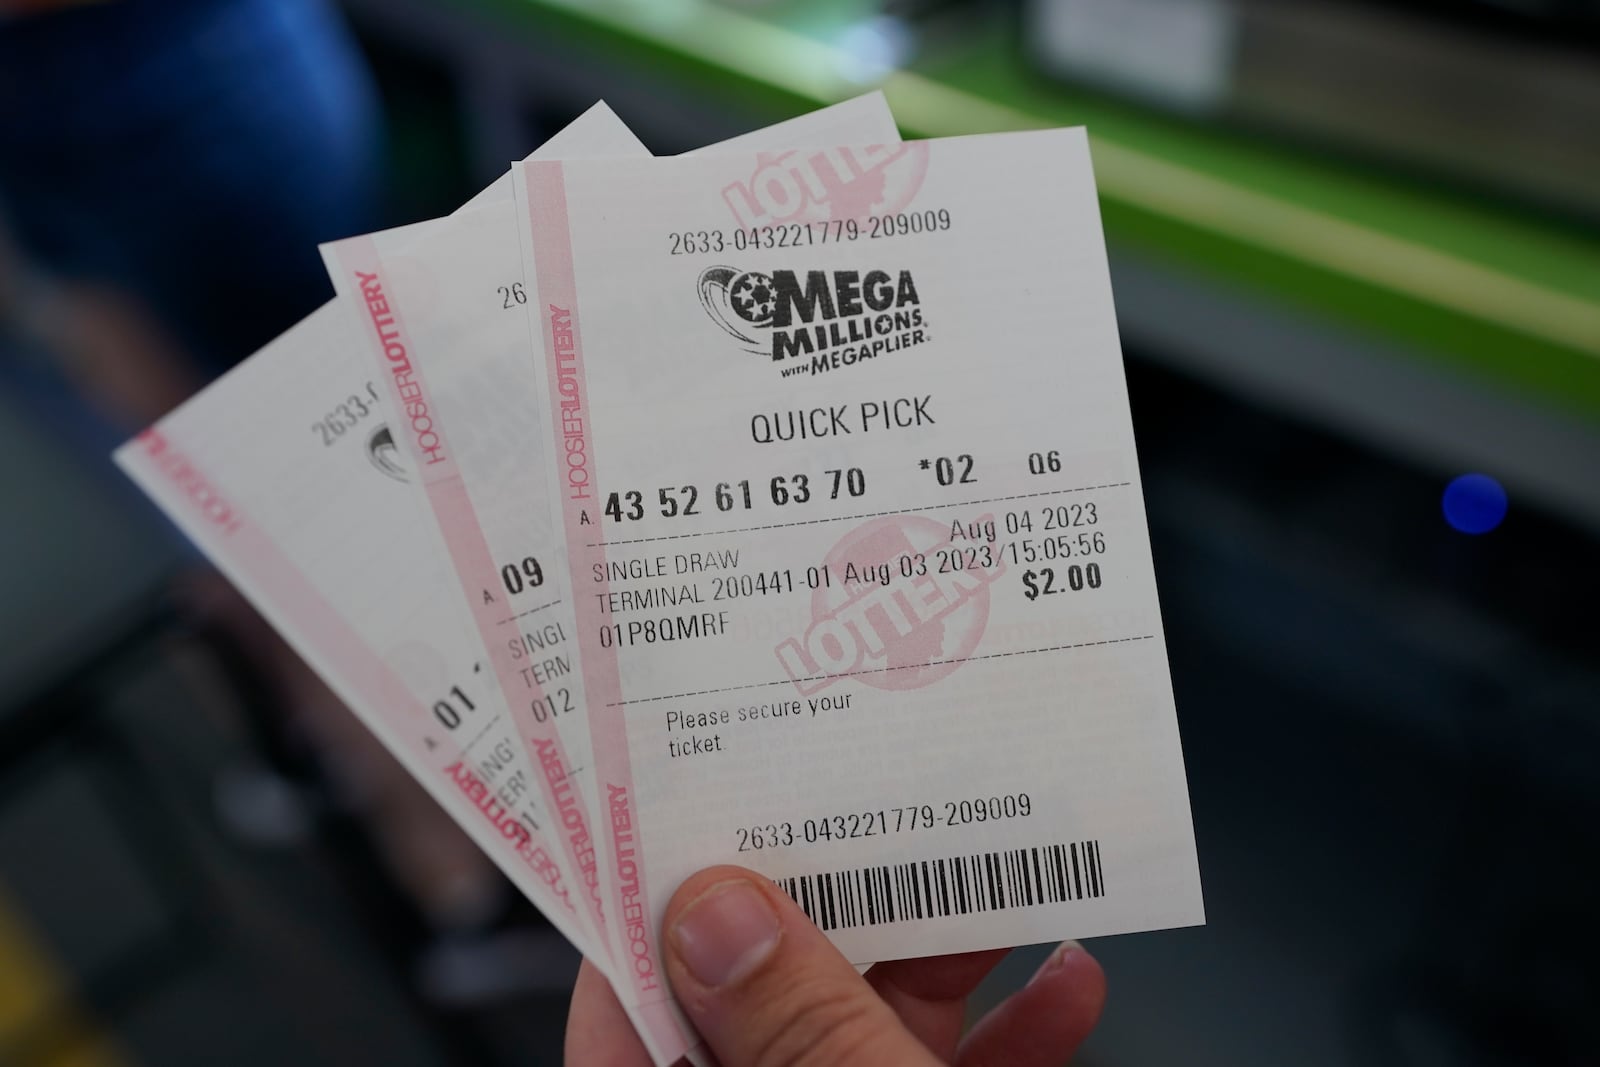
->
xmin=462 ymin=0 xmax=1600 ymax=418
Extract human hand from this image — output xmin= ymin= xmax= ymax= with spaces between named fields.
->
xmin=567 ymin=865 xmax=1106 ymax=1066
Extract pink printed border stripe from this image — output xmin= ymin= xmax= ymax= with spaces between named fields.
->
xmin=327 ymin=235 xmax=611 ymax=963
xmin=524 ymin=162 xmax=700 ymax=1065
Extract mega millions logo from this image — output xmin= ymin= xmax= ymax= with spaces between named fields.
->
xmin=698 ymin=266 xmax=930 ymax=380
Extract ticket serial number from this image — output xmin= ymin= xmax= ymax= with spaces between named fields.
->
xmin=736 ymin=794 xmax=1033 ymax=851
xmin=668 ymin=210 xmax=953 ymax=255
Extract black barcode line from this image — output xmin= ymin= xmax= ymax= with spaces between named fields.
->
xmin=778 ymin=841 xmax=1106 ymax=933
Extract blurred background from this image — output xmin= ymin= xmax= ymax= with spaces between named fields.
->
xmin=1 ymin=0 xmax=1597 ymax=1064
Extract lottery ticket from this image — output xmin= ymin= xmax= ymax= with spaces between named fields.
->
xmin=117 ymin=98 xmax=895 ymax=995
xmin=506 ymin=128 xmax=1205 ymax=1060
xmin=113 ymin=103 xmax=652 ymax=972
xmin=320 ymin=98 xmax=901 ymax=1060
xmin=328 ymin=95 xmax=902 ymax=846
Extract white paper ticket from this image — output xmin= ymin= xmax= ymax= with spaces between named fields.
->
xmin=509 ymin=128 xmax=1205 ymax=1057
xmin=323 ymin=95 xmax=902 ymax=874
xmin=112 ymin=301 xmax=604 ymax=958
xmin=114 ymin=102 xmax=707 ymax=979
xmin=319 ymin=97 xmax=901 ymax=1061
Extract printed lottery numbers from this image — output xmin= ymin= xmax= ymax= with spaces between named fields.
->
xmin=768 ymin=474 xmax=809 ymax=506
xmin=433 ymin=684 xmax=475 ymax=730
xmin=713 ymin=482 xmax=752 ymax=511
xmin=605 ymin=490 xmax=647 ymax=522
xmin=922 ymin=454 xmax=976 ymax=487
xmin=827 ymin=468 xmax=867 ymax=499
xmin=498 ymin=282 xmax=528 ymax=309
xmin=1028 ymin=450 xmax=1062 ymax=475
xmin=603 ymin=481 xmax=752 ymax=523
xmin=602 ymin=470 xmax=868 ymax=524
xmin=500 ymin=556 xmax=545 ymax=595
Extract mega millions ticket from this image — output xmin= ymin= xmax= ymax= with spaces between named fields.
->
xmin=114 ymin=104 xmax=648 ymax=972
xmin=118 ymin=96 xmax=899 ymax=1009
xmin=318 ymin=96 xmax=901 ymax=1063
xmin=499 ymin=126 xmax=1205 ymax=1062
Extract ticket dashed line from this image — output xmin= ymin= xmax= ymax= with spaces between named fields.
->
xmin=609 ymin=635 xmax=1155 ymax=705
xmin=461 ymin=712 xmax=504 ymax=755
xmin=585 ymin=482 xmax=1133 ymax=548
xmin=499 ymin=598 xmax=563 ymax=625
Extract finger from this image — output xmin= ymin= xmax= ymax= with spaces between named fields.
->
xmin=956 ymin=941 xmax=1106 ymax=1067
xmin=663 ymin=866 xmax=940 ymax=1067
xmin=566 ymin=959 xmax=655 ymax=1067
xmin=865 ymin=949 xmax=1009 ymax=1058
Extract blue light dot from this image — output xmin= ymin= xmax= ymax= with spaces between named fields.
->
xmin=1442 ymin=474 xmax=1507 ymax=534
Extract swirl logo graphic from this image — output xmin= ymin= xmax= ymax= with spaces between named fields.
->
xmin=697 ymin=266 xmax=774 ymax=355
xmin=366 ymin=424 xmax=409 ymax=483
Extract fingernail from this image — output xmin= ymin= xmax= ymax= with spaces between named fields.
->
xmin=1030 ymin=940 xmax=1085 ymax=984
xmin=671 ymin=879 xmax=782 ymax=988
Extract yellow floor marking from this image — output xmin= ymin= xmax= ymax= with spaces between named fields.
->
xmin=0 ymin=884 xmax=126 ymax=1067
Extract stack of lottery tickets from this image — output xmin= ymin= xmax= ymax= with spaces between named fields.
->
xmin=117 ymin=95 xmax=1203 ymax=1064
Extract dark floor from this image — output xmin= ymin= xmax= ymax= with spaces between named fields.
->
xmin=0 ymin=608 xmax=578 ymax=1067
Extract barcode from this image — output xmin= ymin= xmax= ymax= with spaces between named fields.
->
xmin=778 ymin=840 xmax=1105 ymax=932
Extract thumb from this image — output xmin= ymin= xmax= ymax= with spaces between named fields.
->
xmin=664 ymin=866 xmax=939 ymax=1067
